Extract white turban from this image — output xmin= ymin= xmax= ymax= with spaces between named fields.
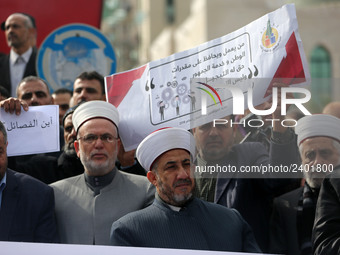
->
xmin=295 ymin=114 xmax=340 ymax=145
xmin=72 ymin=100 xmax=119 ymax=133
xmin=136 ymin=127 xmax=196 ymax=171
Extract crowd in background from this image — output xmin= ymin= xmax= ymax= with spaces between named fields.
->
xmin=1 ymin=12 xmax=340 ymax=255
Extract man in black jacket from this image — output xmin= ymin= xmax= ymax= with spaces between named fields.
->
xmin=271 ymin=114 xmax=340 ymax=255
xmin=0 ymin=13 xmax=37 ymax=97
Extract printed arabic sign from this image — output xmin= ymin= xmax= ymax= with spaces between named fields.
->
xmin=105 ymin=4 xmax=310 ymax=151
xmin=37 ymin=23 xmax=116 ymax=92
xmin=0 ymin=106 xmax=60 ymax=156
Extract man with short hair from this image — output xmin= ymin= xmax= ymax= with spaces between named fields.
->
xmin=0 ymin=76 xmax=62 ymax=170
xmin=0 ymin=121 xmax=58 ymax=242
xmin=0 ymin=76 xmax=54 ymax=115
xmin=71 ymin=71 xmax=144 ymax=175
xmin=110 ymin=127 xmax=260 ymax=253
xmin=0 ymin=13 xmax=37 ymax=97
xmin=51 ymin=100 xmax=155 ymax=245
xmin=71 ymin=71 xmax=106 ymax=105
xmin=270 ymin=114 xmax=340 ymax=255
xmin=52 ymin=88 xmax=72 ymax=125
xmin=16 ymin=76 xmax=53 ymax=106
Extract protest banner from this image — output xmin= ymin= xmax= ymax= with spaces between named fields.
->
xmin=105 ymin=4 xmax=310 ymax=151
xmin=1 ymin=241 xmax=269 ymax=255
xmin=0 ymin=105 xmax=60 ymax=156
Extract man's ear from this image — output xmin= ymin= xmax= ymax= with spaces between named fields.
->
xmin=116 ymin=138 xmax=122 ymax=160
xmin=28 ymin=27 xmax=36 ymax=40
xmin=191 ymin=127 xmax=196 ymax=135
xmin=74 ymin=140 xmax=80 ymax=157
xmin=117 ymin=138 xmax=121 ymax=152
xmin=147 ymin=171 xmax=157 ymax=186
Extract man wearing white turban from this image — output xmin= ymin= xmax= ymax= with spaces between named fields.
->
xmin=110 ymin=127 xmax=261 ymax=253
xmin=270 ymin=114 xmax=340 ymax=255
xmin=50 ymin=100 xmax=155 ymax=245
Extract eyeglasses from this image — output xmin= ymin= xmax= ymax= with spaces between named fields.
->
xmin=77 ymin=134 xmax=118 ymax=144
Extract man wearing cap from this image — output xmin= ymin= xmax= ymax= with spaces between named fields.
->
xmin=69 ymin=71 xmax=145 ymax=175
xmin=0 ymin=13 xmax=37 ymax=97
xmin=50 ymin=100 xmax=155 ymax=245
xmin=110 ymin=127 xmax=261 ymax=253
xmin=270 ymin=114 xmax=340 ymax=255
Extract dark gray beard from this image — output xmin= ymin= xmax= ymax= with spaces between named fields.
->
xmin=63 ymin=143 xmax=77 ymax=157
xmin=157 ymin=176 xmax=194 ymax=207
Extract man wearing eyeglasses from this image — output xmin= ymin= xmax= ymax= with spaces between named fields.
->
xmin=0 ymin=75 xmax=54 ymax=111
xmin=50 ymin=100 xmax=155 ymax=245
xmin=0 ymin=76 xmax=65 ymax=169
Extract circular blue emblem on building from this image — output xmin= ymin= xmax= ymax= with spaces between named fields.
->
xmin=37 ymin=23 xmax=116 ymax=92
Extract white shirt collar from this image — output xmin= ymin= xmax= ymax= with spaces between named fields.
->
xmin=10 ymin=47 xmax=33 ymax=64
xmin=167 ymin=204 xmax=182 ymax=212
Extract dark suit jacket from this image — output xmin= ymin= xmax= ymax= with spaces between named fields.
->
xmin=0 ymin=169 xmax=58 ymax=242
xmin=269 ymin=187 xmax=303 ymax=255
xmin=214 ymin=140 xmax=300 ymax=252
xmin=111 ymin=196 xmax=261 ymax=253
xmin=313 ymin=168 xmax=340 ymax=255
xmin=0 ymin=47 xmax=37 ymax=95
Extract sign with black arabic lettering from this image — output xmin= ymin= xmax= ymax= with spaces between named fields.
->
xmin=0 ymin=105 xmax=60 ymax=156
xmin=105 ymin=4 xmax=310 ymax=151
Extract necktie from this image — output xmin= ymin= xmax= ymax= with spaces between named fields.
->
xmin=15 ymin=56 xmax=25 ymax=65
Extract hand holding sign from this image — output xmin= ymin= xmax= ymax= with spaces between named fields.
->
xmin=0 ymin=97 xmax=29 ymax=115
xmin=0 ymin=105 xmax=60 ymax=156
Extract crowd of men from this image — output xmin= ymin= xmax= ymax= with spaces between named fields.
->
xmin=1 ymin=12 xmax=340 ymax=255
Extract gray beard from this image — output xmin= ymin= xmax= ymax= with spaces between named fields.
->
xmin=79 ymin=150 xmax=115 ymax=175
xmin=157 ymin=176 xmax=194 ymax=207
xmin=63 ymin=142 xmax=77 ymax=157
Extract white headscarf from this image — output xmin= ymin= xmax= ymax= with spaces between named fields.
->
xmin=295 ymin=114 xmax=340 ymax=145
xmin=136 ymin=127 xmax=196 ymax=171
xmin=72 ymin=100 xmax=119 ymax=133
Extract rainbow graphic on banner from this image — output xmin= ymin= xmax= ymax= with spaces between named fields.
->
xmin=196 ymin=82 xmax=222 ymax=106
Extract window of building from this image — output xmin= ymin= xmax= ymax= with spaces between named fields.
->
xmin=166 ymin=0 xmax=175 ymax=24
xmin=309 ymin=45 xmax=332 ymax=111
